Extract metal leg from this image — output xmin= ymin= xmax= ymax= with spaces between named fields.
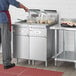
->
xmin=32 ymin=60 xmax=35 ymax=65
xmin=63 ymin=30 xmax=65 ymax=55
xmin=45 ymin=61 xmax=47 ymax=67
xmin=74 ymin=62 xmax=76 ymax=69
xmin=54 ymin=29 xmax=57 ymax=66
xmin=17 ymin=58 xmax=18 ymax=64
xmin=55 ymin=59 xmax=57 ymax=66
xmin=28 ymin=60 xmax=31 ymax=65
xmin=74 ymin=31 xmax=76 ymax=69
xmin=63 ymin=30 xmax=66 ymax=62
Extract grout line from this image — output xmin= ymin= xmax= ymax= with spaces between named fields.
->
xmin=17 ymin=70 xmax=26 ymax=76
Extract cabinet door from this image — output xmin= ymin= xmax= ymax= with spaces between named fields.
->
xmin=13 ymin=36 xmax=29 ymax=59
xmin=30 ymin=37 xmax=47 ymax=61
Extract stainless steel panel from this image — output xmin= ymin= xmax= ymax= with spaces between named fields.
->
xmin=47 ymin=28 xmax=55 ymax=58
xmin=29 ymin=24 xmax=47 ymax=28
xmin=29 ymin=26 xmax=47 ymax=37
xmin=30 ymin=37 xmax=47 ymax=61
xmin=13 ymin=36 xmax=29 ymax=59
xmin=13 ymin=27 xmax=29 ymax=36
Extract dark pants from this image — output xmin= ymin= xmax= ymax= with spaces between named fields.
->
xmin=0 ymin=23 xmax=11 ymax=66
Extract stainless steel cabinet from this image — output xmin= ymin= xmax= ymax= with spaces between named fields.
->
xmin=13 ymin=36 xmax=29 ymax=59
xmin=29 ymin=25 xmax=47 ymax=61
xmin=13 ymin=23 xmax=53 ymax=66
xmin=30 ymin=37 xmax=47 ymax=61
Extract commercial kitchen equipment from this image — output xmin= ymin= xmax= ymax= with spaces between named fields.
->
xmin=13 ymin=22 xmax=55 ymax=66
xmin=50 ymin=24 xmax=76 ymax=69
xmin=13 ymin=9 xmax=58 ymax=66
xmin=27 ymin=9 xmax=59 ymax=25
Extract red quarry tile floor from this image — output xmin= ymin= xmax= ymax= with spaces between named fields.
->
xmin=0 ymin=64 xmax=63 ymax=76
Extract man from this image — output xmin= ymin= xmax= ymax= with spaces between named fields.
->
xmin=0 ymin=0 xmax=28 ymax=69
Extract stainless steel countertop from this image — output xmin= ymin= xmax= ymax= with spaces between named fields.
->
xmin=50 ymin=24 xmax=76 ymax=31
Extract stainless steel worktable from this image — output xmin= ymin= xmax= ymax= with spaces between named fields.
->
xmin=50 ymin=24 xmax=76 ymax=69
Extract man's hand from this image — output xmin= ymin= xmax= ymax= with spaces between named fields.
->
xmin=24 ymin=7 xmax=29 ymax=12
xmin=19 ymin=3 xmax=29 ymax=12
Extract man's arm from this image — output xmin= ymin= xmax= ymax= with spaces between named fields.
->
xmin=8 ymin=0 xmax=28 ymax=12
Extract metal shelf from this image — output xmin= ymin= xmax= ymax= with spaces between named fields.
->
xmin=55 ymin=51 xmax=76 ymax=62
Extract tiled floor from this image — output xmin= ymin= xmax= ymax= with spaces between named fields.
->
xmin=0 ymin=64 xmax=63 ymax=76
xmin=0 ymin=46 xmax=76 ymax=76
xmin=0 ymin=54 xmax=76 ymax=76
